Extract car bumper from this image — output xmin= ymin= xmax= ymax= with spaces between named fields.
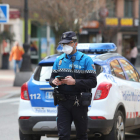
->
xmin=19 ymin=116 xmax=58 ymax=135
xmin=19 ymin=116 xmax=114 ymax=135
xmin=88 ymin=117 xmax=114 ymax=135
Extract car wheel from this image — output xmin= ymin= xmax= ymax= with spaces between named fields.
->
xmin=104 ymin=110 xmax=125 ymax=140
xmin=19 ymin=129 xmax=41 ymax=140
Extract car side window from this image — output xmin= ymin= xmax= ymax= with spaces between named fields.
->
xmin=95 ymin=64 xmax=103 ymax=76
xmin=110 ymin=65 xmax=116 ymax=76
xmin=110 ymin=60 xmax=126 ymax=80
xmin=34 ymin=65 xmax=53 ymax=82
xmin=120 ymin=59 xmax=138 ymax=82
xmin=135 ymin=71 xmax=140 ymax=83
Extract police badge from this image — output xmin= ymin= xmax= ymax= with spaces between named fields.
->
xmin=63 ymin=34 xmax=66 ymax=38
xmin=59 ymin=60 xmax=62 ymax=66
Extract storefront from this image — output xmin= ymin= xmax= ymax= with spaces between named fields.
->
xmin=30 ymin=22 xmax=55 ymax=64
xmin=78 ymin=21 xmax=101 ymax=43
xmin=105 ymin=18 xmax=138 ymax=60
xmin=0 ymin=8 xmax=22 ymax=69
xmin=122 ymin=33 xmax=137 ymax=60
xmin=120 ymin=18 xmax=138 ymax=60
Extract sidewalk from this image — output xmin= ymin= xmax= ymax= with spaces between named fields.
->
xmin=0 ymin=70 xmax=21 ymax=98
xmin=0 ymin=63 xmax=37 ymax=99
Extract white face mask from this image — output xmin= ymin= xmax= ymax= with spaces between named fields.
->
xmin=62 ymin=45 xmax=73 ymax=54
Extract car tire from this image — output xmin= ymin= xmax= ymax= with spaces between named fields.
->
xmin=104 ymin=110 xmax=125 ymax=140
xmin=19 ymin=129 xmax=41 ymax=140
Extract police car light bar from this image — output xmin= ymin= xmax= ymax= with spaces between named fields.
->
xmin=57 ymin=43 xmax=117 ymax=53
xmin=77 ymin=43 xmax=117 ymax=53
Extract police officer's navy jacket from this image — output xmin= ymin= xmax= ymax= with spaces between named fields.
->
xmin=49 ymin=51 xmax=97 ymax=95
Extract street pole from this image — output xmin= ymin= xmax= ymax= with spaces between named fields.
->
xmin=47 ymin=24 xmax=50 ymax=56
xmin=0 ymin=24 xmax=4 ymax=68
xmin=137 ymin=0 xmax=140 ymax=67
xmin=0 ymin=0 xmax=2 ymax=68
xmin=138 ymin=0 xmax=140 ymax=50
xmin=20 ymin=0 xmax=32 ymax=72
xmin=14 ymin=0 xmax=32 ymax=86
xmin=24 ymin=0 xmax=28 ymax=44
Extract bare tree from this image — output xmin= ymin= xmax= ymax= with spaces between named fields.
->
xmin=29 ymin=0 xmax=118 ymax=44
xmin=2 ymin=0 xmax=118 ymax=44
xmin=99 ymin=0 xmax=119 ymax=42
xmin=27 ymin=0 xmax=98 ymax=45
xmin=86 ymin=0 xmax=118 ymax=42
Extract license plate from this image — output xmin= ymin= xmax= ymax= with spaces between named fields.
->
xmin=45 ymin=92 xmax=53 ymax=99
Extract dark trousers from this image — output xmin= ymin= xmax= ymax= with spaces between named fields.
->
xmin=130 ymin=57 xmax=136 ymax=66
xmin=57 ymin=100 xmax=88 ymax=140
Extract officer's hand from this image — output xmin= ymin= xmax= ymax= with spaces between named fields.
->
xmin=52 ymin=78 xmax=63 ymax=86
xmin=61 ymin=76 xmax=76 ymax=85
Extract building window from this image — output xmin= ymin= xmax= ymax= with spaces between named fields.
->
xmin=106 ymin=0 xmax=116 ymax=17
xmin=124 ymin=0 xmax=133 ymax=17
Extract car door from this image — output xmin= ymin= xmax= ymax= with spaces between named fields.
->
xmin=110 ymin=59 xmax=135 ymax=127
xmin=119 ymin=59 xmax=140 ymax=126
xmin=28 ymin=64 xmax=57 ymax=114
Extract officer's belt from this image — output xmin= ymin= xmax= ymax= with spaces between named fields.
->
xmin=56 ymin=94 xmax=79 ymax=101
xmin=65 ymin=95 xmax=79 ymax=100
xmin=58 ymin=90 xmax=80 ymax=95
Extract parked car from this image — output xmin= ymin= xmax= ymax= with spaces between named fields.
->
xmin=18 ymin=43 xmax=140 ymax=140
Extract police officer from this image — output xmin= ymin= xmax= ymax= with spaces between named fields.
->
xmin=49 ymin=31 xmax=97 ymax=140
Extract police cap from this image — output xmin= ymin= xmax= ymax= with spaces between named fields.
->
xmin=59 ymin=31 xmax=77 ymax=44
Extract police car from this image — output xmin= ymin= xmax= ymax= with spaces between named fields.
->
xmin=18 ymin=43 xmax=140 ymax=140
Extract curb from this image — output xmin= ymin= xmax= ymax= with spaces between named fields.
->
xmin=0 ymin=90 xmax=20 ymax=100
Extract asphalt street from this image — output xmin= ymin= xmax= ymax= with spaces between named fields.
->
xmin=0 ymin=96 xmax=54 ymax=140
xmin=0 ymin=95 xmax=140 ymax=140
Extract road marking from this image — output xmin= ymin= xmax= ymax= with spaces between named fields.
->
xmin=0 ymin=91 xmax=20 ymax=100
xmin=11 ymin=102 xmax=19 ymax=105
xmin=0 ymin=98 xmax=19 ymax=104
xmin=0 ymin=84 xmax=12 ymax=87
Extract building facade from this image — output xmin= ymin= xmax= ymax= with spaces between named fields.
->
xmin=0 ymin=8 xmax=23 ymax=69
xmin=79 ymin=0 xmax=140 ymax=66
xmin=104 ymin=0 xmax=140 ymax=66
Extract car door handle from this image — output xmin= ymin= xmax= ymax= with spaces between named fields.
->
xmin=40 ymin=88 xmax=54 ymax=90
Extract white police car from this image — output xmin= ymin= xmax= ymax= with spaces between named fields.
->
xmin=18 ymin=43 xmax=140 ymax=140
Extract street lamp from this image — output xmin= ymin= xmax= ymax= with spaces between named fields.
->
xmin=137 ymin=0 xmax=140 ymax=66
xmin=24 ymin=0 xmax=28 ymax=44
xmin=138 ymin=0 xmax=140 ymax=48
xmin=20 ymin=0 xmax=32 ymax=71
xmin=14 ymin=0 xmax=32 ymax=86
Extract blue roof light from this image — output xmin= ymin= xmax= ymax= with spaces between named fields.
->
xmin=57 ymin=44 xmax=63 ymax=52
xmin=57 ymin=43 xmax=117 ymax=53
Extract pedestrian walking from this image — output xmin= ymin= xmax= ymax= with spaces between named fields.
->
xmin=130 ymin=41 xmax=138 ymax=66
xmin=49 ymin=31 xmax=97 ymax=140
xmin=9 ymin=41 xmax=24 ymax=73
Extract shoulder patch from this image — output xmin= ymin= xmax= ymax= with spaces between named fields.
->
xmin=59 ymin=60 xmax=62 ymax=66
